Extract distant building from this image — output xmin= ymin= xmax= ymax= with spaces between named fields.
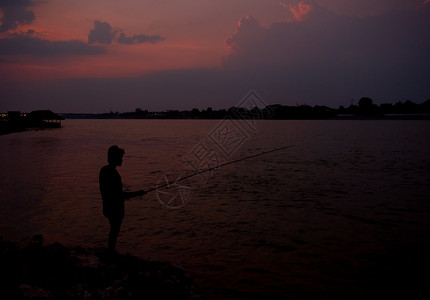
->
xmin=0 ymin=110 xmax=64 ymax=134
xmin=27 ymin=110 xmax=64 ymax=128
xmin=7 ymin=111 xmax=22 ymax=120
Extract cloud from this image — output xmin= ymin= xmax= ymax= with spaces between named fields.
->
xmin=225 ymin=2 xmax=430 ymax=67
xmin=117 ymin=32 xmax=165 ymax=45
xmin=223 ymin=1 xmax=430 ymax=105
xmin=88 ymin=20 xmax=165 ymax=45
xmin=312 ymin=0 xmax=427 ymax=16
xmin=0 ymin=2 xmax=105 ymax=56
xmin=0 ymin=34 xmax=105 ymax=56
xmin=281 ymin=1 xmax=314 ymax=22
xmin=225 ymin=16 xmax=266 ymax=53
xmin=0 ymin=0 xmax=35 ymax=32
xmin=88 ymin=20 xmax=116 ymax=44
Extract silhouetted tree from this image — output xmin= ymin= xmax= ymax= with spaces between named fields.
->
xmin=358 ymin=97 xmax=373 ymax=109
xmin=358 ymin=97 xmax=379 ymax=115
xmin=380 ymin=103 xmax=394 ymax=114
xmin=402 ymin=100 xmax=418 ymax=113
xmin=191 ymin=108 xmax=200 ymax=118
xmin=421 ymin=99 xmax=430 ymax=113
xmin=134 ymin=108 xmax=148 ymax=116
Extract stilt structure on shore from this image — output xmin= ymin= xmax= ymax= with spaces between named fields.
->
xmin=0 ymin=110 xmax=64 ymax=135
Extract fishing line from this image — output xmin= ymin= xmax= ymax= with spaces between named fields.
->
xmin=145 ymin=145 xmax=293 ymax=193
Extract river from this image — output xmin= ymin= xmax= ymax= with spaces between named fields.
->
xmin=1 ymin=119 xmax=430 ymax=299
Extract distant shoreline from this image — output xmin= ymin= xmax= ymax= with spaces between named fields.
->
xmin=60 ymin=113 xmax=430 ymax=120
xmin=2 ymin=99 xmax=429 ymax=135
xmin=59 ymin=99 xmax=430 ymax=120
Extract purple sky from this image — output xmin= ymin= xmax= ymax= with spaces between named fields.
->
xmin=1 ymin=0 xmax=429 ymax=112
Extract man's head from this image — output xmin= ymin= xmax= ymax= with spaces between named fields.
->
xmin=108 ymin=145 xmax=125 ymax=166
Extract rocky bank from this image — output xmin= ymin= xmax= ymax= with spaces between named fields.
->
xmin=0 ymin=235 xmax=203 ymax=299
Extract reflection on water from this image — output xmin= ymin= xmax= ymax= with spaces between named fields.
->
xmin=1 ymin=119 xmax=430 ymax=298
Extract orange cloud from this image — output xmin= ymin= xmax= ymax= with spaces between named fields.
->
xmin=281 ymin=1 xmax=313 ymax=22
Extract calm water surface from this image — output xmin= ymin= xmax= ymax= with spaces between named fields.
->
xmin=1 ymin=119 xmax=430 ymax=299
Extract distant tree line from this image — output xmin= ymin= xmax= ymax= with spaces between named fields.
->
xmin=338 ymin=98 xmax=430 ymax=116
xmin=61 ymin=98 xmax=430 ymax=120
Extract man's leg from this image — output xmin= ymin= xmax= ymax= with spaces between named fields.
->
xmin=108 ymin=216 xmax=123 ymax=253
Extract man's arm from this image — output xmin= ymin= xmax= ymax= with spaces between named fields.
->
xmin=123 ymin=190 xmax=146 ymax=199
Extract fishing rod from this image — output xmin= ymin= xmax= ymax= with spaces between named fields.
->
xmin=145 ymin=145 xmax=293 ymax=193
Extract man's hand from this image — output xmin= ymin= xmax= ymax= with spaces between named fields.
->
xmin=136 ymin=190 xmax=146 ymax=196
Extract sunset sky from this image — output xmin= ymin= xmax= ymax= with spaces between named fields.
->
xmin=1 ymin=0 xmax=429 ymax=112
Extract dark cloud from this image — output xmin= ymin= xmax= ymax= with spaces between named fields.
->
xmin=24 ymin=28 xmax=35 ymax=35
xmin=314 ymin=0 xmax=429 ymax=16
xmin=117 ymin=32 xmax=165 ymax=45
xmin=222 ymin=2 xmax=430 ymax=105
xmin=225 ymin=16 xmax=267 ymax=54
xmin=88 ymin=20 xmax=165 ymax=45
xmin=88 ymin=20 xmax=116 ymax=44
xmin=225 ymin=3 xmax=430 ymax=68
xmin=0 ymin=0 xmax=35 ymax=32
xmin=0 ymin=34 xmax=106 ymax=56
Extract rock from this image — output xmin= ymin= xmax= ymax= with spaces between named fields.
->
xmin=0 ymin=235 xmax=203 ymax=299
xmin=19 ymin=284 xmax=53 ymax=299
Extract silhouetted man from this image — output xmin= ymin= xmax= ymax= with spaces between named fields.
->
xmin=99 ymin=145 xmax=146 ymax=254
